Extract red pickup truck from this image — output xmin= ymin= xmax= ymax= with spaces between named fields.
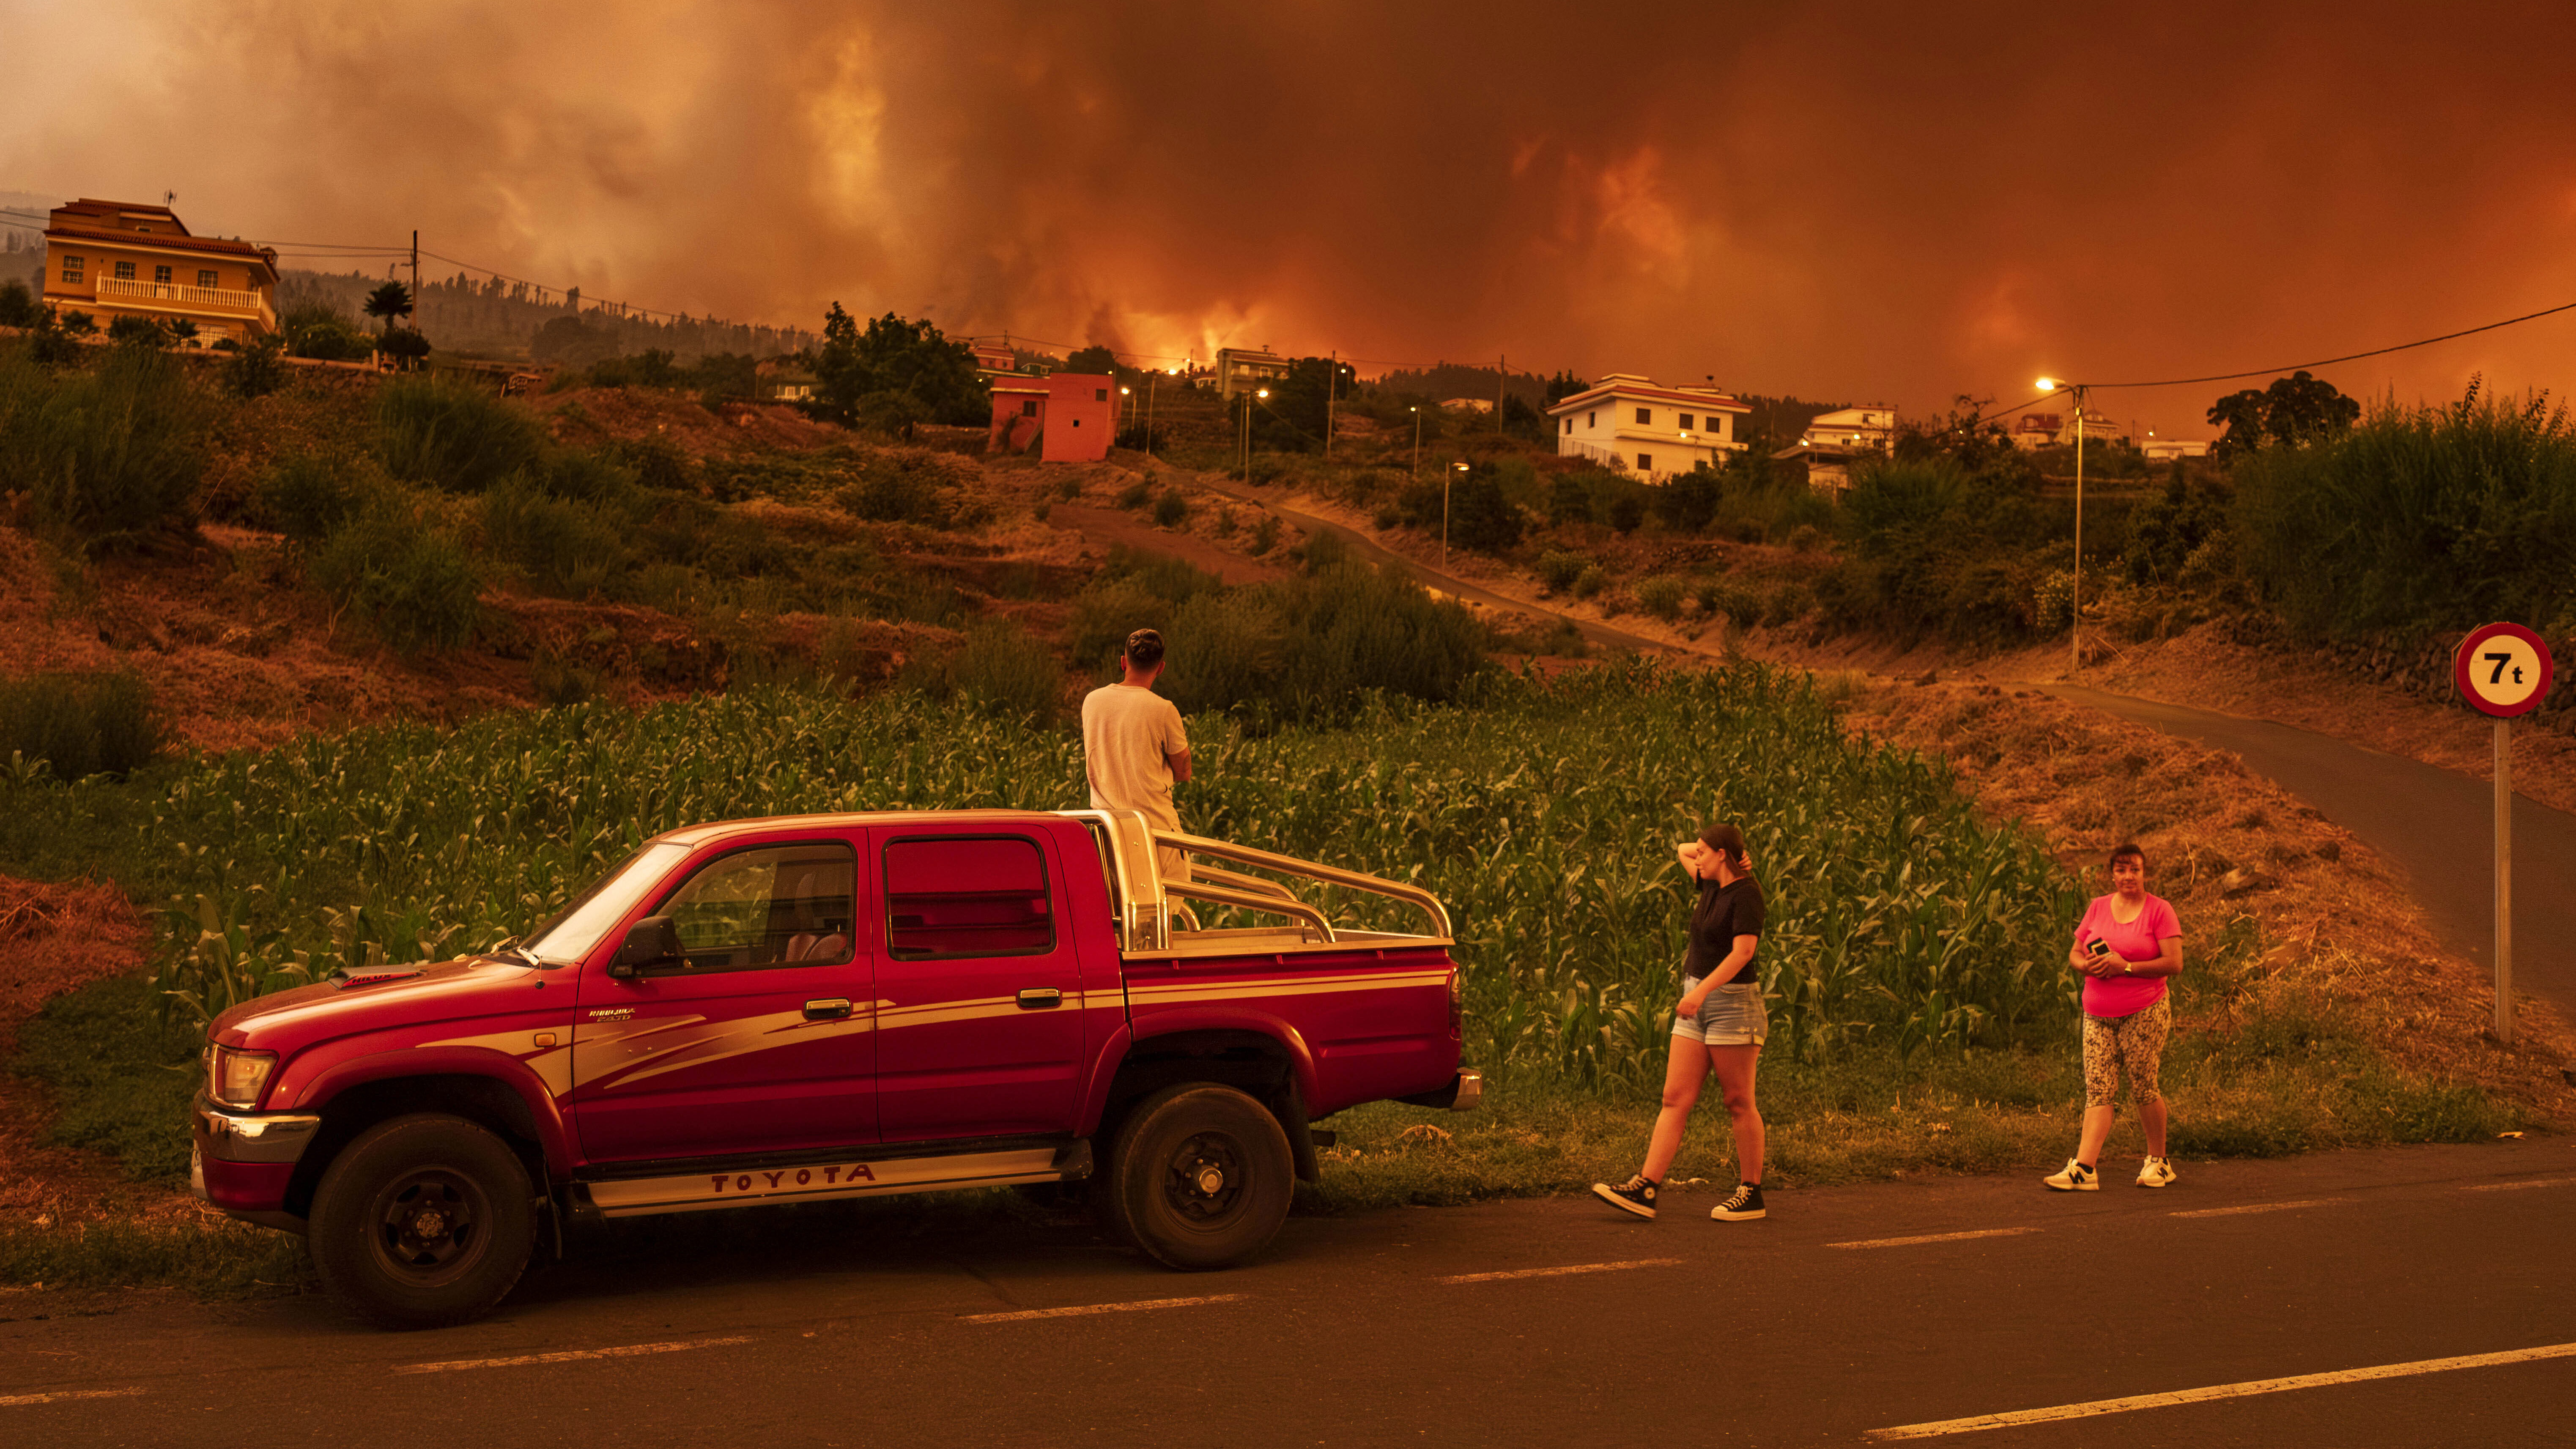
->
xmin=192 ymin=808 xmax=1476 ymax=1328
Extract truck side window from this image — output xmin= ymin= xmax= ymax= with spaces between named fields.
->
xmin=658 ymin=842 xmax=857 ymax=970
xmin=884 ymin=835 xmax=1053 ymax=959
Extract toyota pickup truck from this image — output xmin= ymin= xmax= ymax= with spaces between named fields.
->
xmin=192 ymin=808 xmax=1477 ymax=1328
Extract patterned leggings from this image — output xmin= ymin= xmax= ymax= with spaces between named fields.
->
xmin=2082 ymin=997 xmax=2170 ymax=1108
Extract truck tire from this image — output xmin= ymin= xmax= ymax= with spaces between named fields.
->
xmin=309 ymin=1113 xmax=537 ymax=1330
xmin=1103 ymin=1084 xmax=1294 ymax=1271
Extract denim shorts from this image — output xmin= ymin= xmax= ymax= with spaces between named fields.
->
xmin=1674 ymin=974 xmax=1768 ymax=1046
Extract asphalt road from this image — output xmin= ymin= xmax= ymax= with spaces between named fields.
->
xmin=2044 ymin=685 xmax=2576 ymax=1029
xmin=6 ymin=1139 xmax=2571 ymax=1447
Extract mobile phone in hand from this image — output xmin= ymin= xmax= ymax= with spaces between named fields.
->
xmin=2085 ymin=937 xmax=2112 ymax=960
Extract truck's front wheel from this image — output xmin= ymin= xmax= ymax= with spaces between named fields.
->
xmin=1104 ymin=1085 xmax=1294 ymax=1271
xmin=310 ymin=1113 xmax=537 ymax=1329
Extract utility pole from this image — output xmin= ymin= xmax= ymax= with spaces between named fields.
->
xmin=2072 ymin=388 xmax=2088 ymax=674
xmin=1144 ymin=371 xmax=1157 ymax=459
xmin=1325 ymin=350 xmax=1337 ymax=458
xmin=1496 ymin=353 xmax=1507 ymax=434
xmin=410 ymin=230 xmax=420 ymax=330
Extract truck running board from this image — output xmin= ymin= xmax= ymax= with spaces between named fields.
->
xmin=576 ymin=1141 xmax=1089 ymax=1220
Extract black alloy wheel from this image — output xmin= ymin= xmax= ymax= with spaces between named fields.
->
xmin=310 ymin=1113 xmax=537 ymax=1330
xmin=1106 ymin=1084 xmax=1293 ymax=1271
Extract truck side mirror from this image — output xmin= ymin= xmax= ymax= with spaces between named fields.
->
xmin=609 ymin=916 xmax=684 ymax=979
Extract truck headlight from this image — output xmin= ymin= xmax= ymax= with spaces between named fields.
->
xmin=208 ymin=1046 xmax=278 ymax=1109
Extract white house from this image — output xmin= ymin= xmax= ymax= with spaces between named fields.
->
xmin=1546 ymin=373 xmax=1750 ymax=481
xmin=2142 ymin=437 xmax=2212 ymax=461
xmin=2012 ymin=408 xmax=2124 ymax=450
xmin=1803 ymin=405 xmax=1896 ymax=453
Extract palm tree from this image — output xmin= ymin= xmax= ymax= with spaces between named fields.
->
xmin=362 ymin=280 xmax=414 ymax=336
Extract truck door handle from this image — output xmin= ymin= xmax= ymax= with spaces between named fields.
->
xmin=1016 ymin=988 xmax=1063 ymax=1010
xmin=803 ymin=998 xmax=854 ymax=1020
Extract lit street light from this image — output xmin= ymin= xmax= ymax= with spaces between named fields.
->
xmin=1240 ymin=386 xmax=1270 ymax=481
xmin=1119 ymin=385 xmax=1132 ymax=445
xmin=2038 ymin=377 xmax=2089 ymax=676
xmin=1410 ymin=405 xmax=1422 ymax=478
xmin=1444 ymin=459 xmax=1468 ymax=570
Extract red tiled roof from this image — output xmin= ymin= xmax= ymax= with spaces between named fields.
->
xmin=42 ymin=221 xmax=277 ymax=265
xmin=1546 ymin=381 xmax=1748 ymax=415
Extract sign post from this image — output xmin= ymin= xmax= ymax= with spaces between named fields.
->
xmin=2453 ymin=622 xmax=2556 ymax=1045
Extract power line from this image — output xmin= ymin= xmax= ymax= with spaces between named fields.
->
xmin=2061 ymin=299 xmax=2576 ymax=392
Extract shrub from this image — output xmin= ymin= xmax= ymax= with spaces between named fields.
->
xmin=280 ymin=303 xmax=372 ymax=362
xmin=1115 ymin=479 xmax=1151 ymax=509
xmin=606 ymin=436 xmax=696 ymax=493
xmin=1606 ymin=491 xmax=1645 ymax=533
xmin=254 ymin=450 xmax=373 ymax=545
xmin=1250 ymin=515 xmax=1282 ymax=554
xmin=1152 ymin=487 xmax=1190 ymax=527
xmin=480 ymin=475 xmax=631 ymax=598
xmin=309 ymin=498 xmax=484 ymax=652
xmin=375 ymin=374 xmax=548 ymax=493
xmin=1636 ymin=574 xmax=1687 ymax=621
xmin=222 ymin=337 xmax=288 ymax=399
xmin=1211 ymin=507 xmax=1237 ymax=538
xmin=378 ymin=329 xmax=433 ymax=366
xmin=839 ymin=452 xmax=959 ymax=525
xmin=0 ymin=340 xmax=210 ymax=552
xmin=1547 ymin=472 xmax=1594 ymax=525
xmin=0 ymin=671 xmax=161 ymax=780
xmin=0 ymin=279 xmax=40 ymax=328
xmin=106 ymin=315 xmax=169 ymax=347
xmin=1394 ymin=469 xmax=1524 ymax=553
xmin=1537 ymin=549 xmax=1589 ymax=593
xmin=1572 ymin=564 xmax=1608 ymax=599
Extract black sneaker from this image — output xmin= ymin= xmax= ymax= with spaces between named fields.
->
xmin=1710 ymin=1182 xmax=1766 ymax=1221
xmin=1591 ymin=1174 xmax=1659 ymax=1219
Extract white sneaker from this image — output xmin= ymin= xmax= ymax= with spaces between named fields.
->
xmin=2137 ymin=1156 xmax=2178 ymax=1189
xmin=2042 ymin=1159 xmax=2099 ymax=1192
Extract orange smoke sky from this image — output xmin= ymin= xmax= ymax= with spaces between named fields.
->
xmin=9 ymin=1 xmax=2576 ymax=435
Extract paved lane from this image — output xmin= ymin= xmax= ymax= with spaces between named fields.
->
xmin=6 ymin=1139 xmax=2569 ymax=1447
xmin=2043 ymin=684 xmax=2576 ymax=1027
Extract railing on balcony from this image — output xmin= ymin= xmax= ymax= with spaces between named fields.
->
xmin=94 ymin=276 xmax=272 ymax=320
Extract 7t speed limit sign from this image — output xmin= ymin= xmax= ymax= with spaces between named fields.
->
xmin=2454 ymin=622 xmax=2554 ymax=718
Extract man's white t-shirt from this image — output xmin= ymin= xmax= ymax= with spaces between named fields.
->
xmin=1081 ymin=683 xmax=1188 ymax=830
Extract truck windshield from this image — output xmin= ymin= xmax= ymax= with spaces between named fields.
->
xmin=519 ymin=841 xmax=692 ymax=964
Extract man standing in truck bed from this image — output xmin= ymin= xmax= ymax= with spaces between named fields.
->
xmin=1082 ymin=627 xmax=1193 ymax=881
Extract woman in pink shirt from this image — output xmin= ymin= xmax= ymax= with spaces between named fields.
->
xmin=2044 ymin=843 xmax=2184 ymax=1191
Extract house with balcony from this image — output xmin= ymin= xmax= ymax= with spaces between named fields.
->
xmin=1803 ymin=405 xmax=1896 ymax=453
xmin=1545 ymin=373 xmax=1750 ymax=481
xmin=40 ymin=198 xmax=279 ymax=345
xmin=1213 ymin=347 xmax=1290 ymax=398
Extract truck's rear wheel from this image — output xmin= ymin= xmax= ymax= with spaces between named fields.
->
xmin=310 ymin=1113 xmax=536 ymax=1329
xmin=1104 ymin=1085 xmax=1293 ymax=1271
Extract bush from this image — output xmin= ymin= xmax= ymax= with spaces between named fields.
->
xmin=308 ymin=497 xmax=484 ymax=652
xmin=2233 ymin=387 xmax=2576 ymax=640
xmin=222 ymin=337 xmax=288 ymax=399
xmin=1636 ymin=574 xmax=1687 ymax=621
xmin=0 ymin=340 xmax=210 ymax=552
xmin=1115 ymin=479 xmax=1152 ymax=509
xmin=254 ymin=450 xmax=373 ymax=545
xmin=1547 ymin=472 xmax=1594 ymax=525
xmin=480 ymin=475 xmax=630 ymax=598
xmin=1537 ymin=549 xmax=1589 ymax=593
xmin=105 ymin=315 xmax=168 ymax=347
xmin=1250 ymin=515 xmax=1282 ymax=554
xmin=280 ymin=303 xmax=373 ymax=362
xmin=375 ymin=373 xmax=548 ymax=493
xmin=1572 ymin=564 xmax=1608 ymax=599
xmin=1394 ymin=468 xmax=1524 ymax=553
xmin=839 ymin=452 xmax=960 ymax=526
xmin=0 ymin=279 xmax=39 ymax=328
xmin=378 ymin=329 xmax=433 ymax=366
xmin=607 ymin=436 xmax=697 ymax=493
xmin=0 ymin=671 xmax=161 ymax=780
xmin=1152 ymin=487 xmax=1190 ymax=527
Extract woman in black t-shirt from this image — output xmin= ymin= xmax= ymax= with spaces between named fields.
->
xmin=1592 ymin=822 xmax=1770 ymax=1222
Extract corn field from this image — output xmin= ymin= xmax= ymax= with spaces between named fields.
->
xmin=149 ymin=660 xmax=2084 ymax=1090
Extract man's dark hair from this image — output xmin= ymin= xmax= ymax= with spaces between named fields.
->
xmin=1124 ymin=628 xmax=1165 ymax=669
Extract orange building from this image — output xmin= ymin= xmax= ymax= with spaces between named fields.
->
xmin=990 ymin=373 xmax=1117 ymax=462
xmin=41 ymin=199 xmax=280 ymax=344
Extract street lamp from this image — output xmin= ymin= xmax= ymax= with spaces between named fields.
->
xmin=1445 ymin=460 xmax=1468 ymax=570
xmin=1240 ymin=386 xmax=1269 ymax=481
xmin=2038 ymin=377 xmax=2089 ymax=676
xmin=1410 ymin=405 xmax=1422 ymax=478
xmin=1119 ymin=385 xmax=1132 ymax=446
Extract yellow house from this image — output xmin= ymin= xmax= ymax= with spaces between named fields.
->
xmin=41 ymin=198 xmax=280 ymax=344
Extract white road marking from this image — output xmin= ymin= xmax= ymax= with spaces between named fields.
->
xmin=1827 ymin=1228 xmax=2038 ymax=1250
xmin=393 ymin=1335 xmax=754 ymax=1375
xmin=963 ymin=1293 xmax=1247 ymax=1323
xmin=1440 ymin=1257 xmax=1683 ymax=1285
xmin=2465 ymin=1176 xmax=2576 ymax=1192
xmin=2170 ymin=1197 xmax=2349 ymax=1219
xmin=1865 ymin=1340 xmax=2576 ymax=1440
xmin=0 ymin=1388 xmax=145 ymax=1408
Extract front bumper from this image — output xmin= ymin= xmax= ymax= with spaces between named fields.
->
xmin=191 ymin=1092 xmax=323 ymax=1221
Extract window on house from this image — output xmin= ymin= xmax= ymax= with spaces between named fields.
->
xmin=197 ymin=270 xmax=217 ymax=288
xmin=1094 ymin=388 xmax=1107 ymax=402
xmin=1679 ymin=413 xmax=1695 ymax=430
xmin=1638 ymin=454 xmax=1654 ymax=471
xmin=154 ymin=265 xmax=172 ymax=285
xmin=1071 ymin=418 xmax=1081 ymax=427
xmin=1587 ymin=411 xmax=1596 ymax=428
xmin=60 ymin=257 xmax=82 ymax=283
xmin=113 ymin=261 xmax=136 ymax=281
xmin=1562 ymin=418 xmax=1572 ymax=435
xmin=1021 ymin=400 xmax=1038 ymax=417
xmin=1635 ymin=407 xmax=1652 ymax=425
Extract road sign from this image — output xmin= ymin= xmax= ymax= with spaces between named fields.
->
xmin=2453 ymin=622 xmax=2554 ymax=718
xmin=2454 ymin=622 xmax=2555 ymax=1047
